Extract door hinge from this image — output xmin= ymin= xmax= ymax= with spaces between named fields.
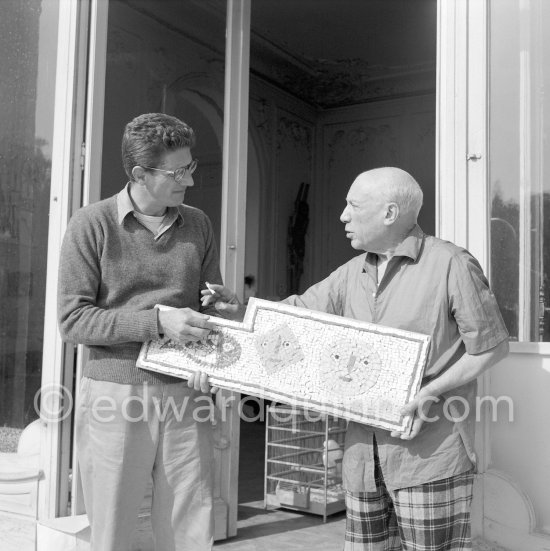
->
xmin=80 ymin=142 xmax=86 ymax=171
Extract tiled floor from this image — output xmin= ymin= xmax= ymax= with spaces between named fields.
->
xmin=215 ymin=500 xmax=345 ymax=550
xmin=0 ymin=509 xmax=510 ymax=551
xmin=213 ymin=503 xmax=506 ymax=551
xmin=0 ymin=515 xmax=35 ymax=551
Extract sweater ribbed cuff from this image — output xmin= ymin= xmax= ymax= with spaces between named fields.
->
xmin=116 ymin=308 xmax=160 ymax=342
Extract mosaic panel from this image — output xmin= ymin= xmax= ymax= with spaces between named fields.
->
xmin=137 ymin=298 xmax=430 ymax=432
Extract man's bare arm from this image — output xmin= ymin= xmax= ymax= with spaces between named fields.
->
xmin=391 ymin=338 xmax=509 ymax=440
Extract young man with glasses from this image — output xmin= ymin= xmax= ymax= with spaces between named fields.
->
xmin=58 ymin=113 xmax=222 ymax=551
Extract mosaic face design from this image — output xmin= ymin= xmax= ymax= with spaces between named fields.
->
xmin=254 ymin=324 xmax=304 ymax=372
xmin=321 ymin=340 xmax=382 ymax=397
xmin=141 ymin=298 xmax=429 ymax=432
xmin=161 ymin=330 xmax=241 ymax=370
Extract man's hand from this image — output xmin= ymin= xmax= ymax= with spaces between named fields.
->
xmin=390 ymin=339 xmax=509 ymax=440
xmin=187 ymin=371 xmax=219 ymax=394
xmin=390 ymin=391 xmax=440 ymax=440
xmin=201 ymin=282 xmax=244 ymax=320
xmin=158 ymin=307 xmax=213 ymax=344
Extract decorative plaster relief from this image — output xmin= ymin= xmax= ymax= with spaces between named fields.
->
xmin=261 ymin=54 xmax=435 ymax=108
xmin=327 ymin=124 xmax=399 ymax=168
xmin=276 ymin=115 xmax=312 ymax=157
xmin=250 ymin=97 xmax=273 ymax=145
xmin=108 ymin=23 xmax=225 ymax=107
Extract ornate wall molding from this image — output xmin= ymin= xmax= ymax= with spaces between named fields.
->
xmin=274 ymin=61 xmax=435 ymax=108
xmin=250 ymin=29 xmax=435 ymax=108
xmin=327 ymin=123 xmax=398 ymax=168
xmin=250 ymin=97 xmax=273 ymax=146
xmin=276 ymin=115 xmax=312 ymax=159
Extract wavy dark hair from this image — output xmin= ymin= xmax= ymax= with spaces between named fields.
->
xmin=121 ymin=113 xmax=196 ymax=180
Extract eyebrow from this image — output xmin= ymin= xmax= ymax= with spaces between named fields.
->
xmin=158 ymin=157 xmax=195 ymax=170
xmin=165 ymin=160 xmax=194 ymax=170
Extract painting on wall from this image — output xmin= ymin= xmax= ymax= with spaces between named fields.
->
xmin=137 ymin=298 xmax=430 ymax=433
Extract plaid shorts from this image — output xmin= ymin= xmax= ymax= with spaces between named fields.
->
xmin=344 ymin=453 xmax=474 ymax=551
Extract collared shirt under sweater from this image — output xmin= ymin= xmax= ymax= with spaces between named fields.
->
xmin=57 ymin=183 xmax=223 ymax=384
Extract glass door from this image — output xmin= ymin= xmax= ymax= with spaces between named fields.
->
xmin=98 ymin=0 xmax=227 ymax=239
xmin=0 ymin=0 xmax=84 ymax=524
xmin=0 ymin=0 xmax=60 ymax=455
xmin=489 ymin=0 xmax=550 ymax=343
xmin=76 ymin=0 xmax=250 ymax=539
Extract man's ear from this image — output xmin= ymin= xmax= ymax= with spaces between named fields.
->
xmin=131 ymin=165 xmax=147 ymax=184
xmin=384 ymin=202 xmax=399 ymax=225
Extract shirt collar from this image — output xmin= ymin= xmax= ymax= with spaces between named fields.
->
xmin=363 ymin=224 xmax=425 ymax=271
xmin=390 ymin=224 xmax=425 ymax=261
xmin=116 ymin=182 xmax=184 ymax=227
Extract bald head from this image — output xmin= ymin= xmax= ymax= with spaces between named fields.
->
xmin=354 ymin=167 xmax=423 ymax=222
xmin=340 ymin=167 xmax=423 ymax=254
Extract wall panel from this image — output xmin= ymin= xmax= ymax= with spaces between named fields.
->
xmin=317 ymin=95 xmax=436 ymax=276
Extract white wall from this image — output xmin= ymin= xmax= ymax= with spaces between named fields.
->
xmin=476 ymin=350 xmax=550 ymax=550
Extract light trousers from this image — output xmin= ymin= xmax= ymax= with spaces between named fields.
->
xmin=76 ymin=377 xmax=215 ymax=551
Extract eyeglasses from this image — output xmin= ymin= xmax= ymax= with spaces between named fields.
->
xmin=142 ymin=159 xmax=198 ymax=182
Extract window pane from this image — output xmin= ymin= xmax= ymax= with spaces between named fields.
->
xmin=489 ymin=0 xmax=550 ymax=341
xmin=101 ymin=0 xmax=227 ymax=246
xmin=0 ymin=0 xmax=59 ymax=442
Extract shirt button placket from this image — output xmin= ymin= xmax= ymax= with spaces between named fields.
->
xmin=371 ymin=287 xmax=378 ymax=322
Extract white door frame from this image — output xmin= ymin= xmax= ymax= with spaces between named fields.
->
xmin=218 ymin=0 xmax=251 ymax=537
xmin=81 ymin=0 xmax=109 ymax=208
xmin=437 ymin=0 xmax=489 ymax=265
xmin=436 ymin=0 xmax=490 ymax=539
xmin=39 ymin=0 xmax=91 ymax=520
xmin=71 ymin=0 xmax=110 ymax=516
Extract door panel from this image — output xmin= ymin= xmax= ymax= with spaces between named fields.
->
xmin=79 ymin=0 xmax=246 ymax=541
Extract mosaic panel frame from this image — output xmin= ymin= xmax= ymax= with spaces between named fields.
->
xmin=137 ymin=298 xmax=430 ymax=432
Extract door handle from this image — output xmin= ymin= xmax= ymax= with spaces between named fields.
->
xmin=466 ymin=153 xmax=482 ymax=161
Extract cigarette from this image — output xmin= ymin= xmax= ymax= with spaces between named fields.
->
xmin=205 ymin=282 xmax=217 ymax=294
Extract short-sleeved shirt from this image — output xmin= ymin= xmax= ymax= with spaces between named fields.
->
xmin=283 ymin=225 xmax=508 ymax=491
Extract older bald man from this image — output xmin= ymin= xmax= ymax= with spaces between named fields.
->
xmin=205 ymin=167 xmax=509 ymax=551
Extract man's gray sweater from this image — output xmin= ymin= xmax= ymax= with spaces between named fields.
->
xmin=57 ymin=192 xmax=223 ymax=384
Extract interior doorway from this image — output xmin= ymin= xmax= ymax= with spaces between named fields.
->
xmin=240 ymin=0 xmax=438 ymax=507
xmin=95 ymin=0 xmax=437 ymax=523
